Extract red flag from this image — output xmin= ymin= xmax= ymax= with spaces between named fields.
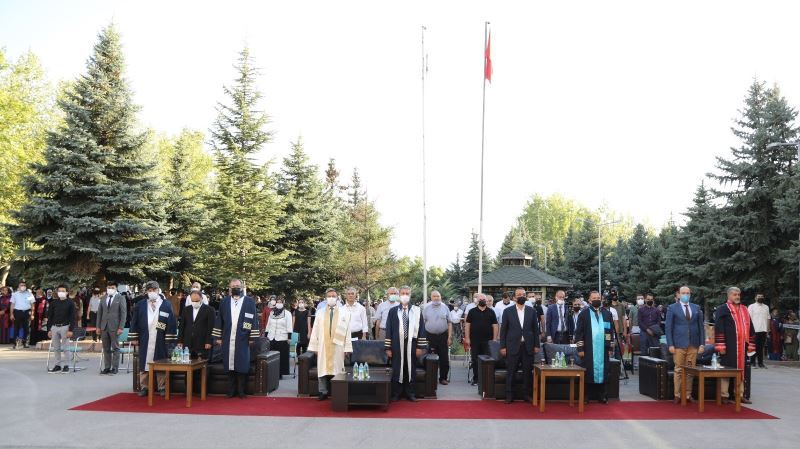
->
xmin=484 ymin=32 xmax=492 ymax=83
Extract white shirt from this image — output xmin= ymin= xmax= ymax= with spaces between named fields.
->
xmin=679 ymin=302 xmax=692 ymax=319
xmin=266 ymin=309 xmax=293 ymax=341
xmin=556 ymin=304 xmax=566 ymax=332
xmin=448 ymin=307 xmax=463 ymax=324
xmin=748 ymin=302 xmax=770 ymax=333
xmin=494 ymin=301 xmax=513 ymax=324
xmin=10 ymin=291 xmax=34 ymax=311
xmin=344 ymin=301 xmax=368 ymax=334
xmin=146 ymin=298 xmax=163 ymax=326
xmin=374 ymin=300 xmax=395 ymax=329
xmin=192 ymin=304 xmax=200 ymax=320
xmin=516 ymin=306 xmax=526 ymax=342
xmin=609 ymin=307 xmax=619 ymax=322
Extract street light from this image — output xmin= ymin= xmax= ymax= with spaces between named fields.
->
xmin=767 ymin=141 xmax=800 ymax=319
xmin=535 ymin=241 xmax=554 ymax=272
xmin=574 ymin=217 xmax=620 ymax=293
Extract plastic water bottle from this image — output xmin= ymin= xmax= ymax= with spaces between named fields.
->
xmin=712 ymin=353 xmax=718 ymax=369
xmin=359 ymin=363 xmax=365 ymax=380
xmin=354 ymin=363 xmax=361 ymax=380
xmin=183 ymin=347 xmax=190 ymax=363
xmin=364 ymin=362 xmax=370 ymax=379
xmin=171 ymin=347 xmax=177 ymax=362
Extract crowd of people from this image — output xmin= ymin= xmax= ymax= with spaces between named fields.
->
xmin=2 ymin=276 xmax=797 ymax=406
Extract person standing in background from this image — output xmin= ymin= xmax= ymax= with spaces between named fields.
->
xmin=96 ymin=281 xmax=127 ymax=375
xmin=30 ymin=288 xmax=48 ymax=346
xmin=265 ymin=297 xmax=293 ymax=378
xmin=10 ymin=281 xmax=35 ymax=349
xmin=292 ymin=299 xmax=311 ymax=355
xmin=87 ymin=287 xmax=101 ymax=341
xmin=768 ymin=309 xmax=783 ymax=361
xmin=783 ymin=311 xmax=799 ymax=361
xmin=0 ymin=286 xmax=11 ymax=344
xmin=747 ymin=293 xmax=770 ymax=369
xmin=422 ymin=290 xmax=452 ymax=385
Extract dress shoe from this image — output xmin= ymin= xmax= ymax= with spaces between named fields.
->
xmin=439 ymin=379 xmax=449 ymax=385
xmin=759 ymin=365 xmax=767 ymax=369
xmin=407 ymin=395 xmax=418 ymax=402
xmin=504 ymin=398 xmax=513 ymax=404
xmin=687 ymin=397 xmax=695 ymax=404
xmin=470 ymin=381 xmax=478 ymax=386
xmin=137 ymin=388 xmax=148 ymax=397
xmin=742 ymin=398 xmax=752 ymax=404
xmin=523 ymin=396 xmax=532 ymax=403
xmin=238 ymin=392 xmax=247 ymax=399
xmin=158 ymin=389 xmax=165 ymax=397
xmin=317 ymin=393 xmax=328 ymax=401
xmin=61 ymin=366 xmax=69 ymax=373
xmin=599 ymin=397 xmax=608 ymax=405
xmin=673 ymin=397 xmax=681 ymax=404
xmin=226 ymin=392 xmax=236 ymax=398
xmin=100 ymin=368 xmax=110 ymax=375
xmin=391 ymin=395 xmax=400 ymax=402
xmin=110 ymin=368 xmax=118 ymax=375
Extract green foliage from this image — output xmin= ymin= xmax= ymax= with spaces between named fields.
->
xmin=10 ymin=25 xmax=179 ymax=286
xmin=201 ymin=47 xmax=287 ymax=289
xmin=462 ymin=231 xmax=492 ymax=284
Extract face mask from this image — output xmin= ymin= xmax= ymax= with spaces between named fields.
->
xmin=19 ymin=286 xmax=27 ymax=292
xmin=399 ymin=295 xmax=410 ymax=304
xmin=478 ymin=300 xmax=487 ymax=307
xmin=516 ymin=297 xmax=526 ymax=305
xmin=680 ymin=294 xmax=690 ymax=304
xmin=230 ymin=288 xmax=242 ymax=297
xmin=326 ymin=297 xmax=337 ymax=306
xmin=389 ymin=295 xmax=398 ymax=302
xmin=591 ymin=299 xmax=602 ymax=308
xmin=106 ymin=288 xmax=116 ymax=296
xmin=432 ymin=299 xmax=441 ymax=306
xmin=756 ymin=297 xmax=764 ymax=303
xmin=276 ymin=303 xmax=284 ymax=310
xmin=573 ymin=306 xmax=581 ymax=312
xmin=298 ymin=304 xmax=306 ymax=310
xmin=147 ymin=292 xmax=159 ymax=301
xmin=57 ymin=291 xmax=67 ymax=299
xmin=556 ymin=299 xmax=565 ymax=306
xmin=646 ymin=300 xmax=654 ymax=306
xmin=191 ymin=300 xmax=201 ymax=309
xmin=637 ymin=299 xmax=644 ymax=306
xmin=46 ymin=292 xmax=52 ymax=298
xmin=191 ymin=287 xmax=200 ymax=292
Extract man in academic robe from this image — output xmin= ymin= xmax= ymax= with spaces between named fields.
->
xmin=129 ymin=281 xmax=177 ymax=397
xmin=308 ymin=288 xmax=352 ymax=400
xmin=575 ymin=290 xmax=615 ymax=404
xmin=384 ymin=285 xmax=427 ymax=402
xmin=178 ymin=290 xmax=215 ymax=360
xmin=212 ymin=278 xmax=260 ymax=399
xmin=714 ymin=286 xmax=755 ymax=404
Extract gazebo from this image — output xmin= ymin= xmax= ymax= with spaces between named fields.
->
xmin=464 ymin=250 xmax=572 ymax=300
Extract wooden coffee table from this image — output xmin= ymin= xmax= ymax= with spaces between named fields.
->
xmin=681 ymin=365 xmax=742 ymax=412
xmin=147 ymin=359 xmax=207 ymax=407
xmin=532 ymin=365 xmax=585 ymax=413
xmin=331 ymin=370 xmax=391 ymax=411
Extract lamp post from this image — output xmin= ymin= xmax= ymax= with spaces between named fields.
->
xmin=536 ymin=241 xmax=554 ymax=272
xmin=767 ymin=141 xmax=800 ymax=318
xmin=574 ymin=217 xmax=620 ymax=293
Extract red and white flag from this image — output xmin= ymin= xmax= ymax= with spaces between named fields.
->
xmin=484 ymin=31 xmax=492 ymax=83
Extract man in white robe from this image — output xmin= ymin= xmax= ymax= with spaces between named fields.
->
xmin=308 ymin=288 xmax=352 ymax=400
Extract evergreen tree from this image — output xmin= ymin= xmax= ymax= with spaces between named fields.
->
xmin=272 ymin=138 xmax=336 ymax=297
xmin=462 ymin=231 xmax=492 ymax=283
xmin=708 ymin=80 xmax=798 ymax=300
xmin=497 ymin=227 xmax=523 ymax=260
xmin=554 ymin=219 xmax=599 ymax=294
xmin=624 ymin=224 xmax=653 ymax=295
xmin=348 ymin=167 xmax=364 ymax=207
xmin=202 ymin=47 xmax=286 ymax=289
xmin=775 ymin=164 xmax=800 ymax=297
xmin=444 ymin=252 xmax=465 ymax=294
xmin=11 ymin=25 xmax=178 ymax=286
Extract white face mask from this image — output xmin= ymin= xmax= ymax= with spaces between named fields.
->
xmin=57 ymin=291 xmax=67 ymax=299
xmin=147 ymin=292 xmax=159 ymax=301
xmin=106 ymin=288 xmax=116 ymax=296
xmin=269 ymin=301 xmax=276 ymax=308
xmin=637 ymin=299 xmax=644 ymax=306
xmin=191 ymin=300 xmax=202 ymax=309
xmin=556 ymin=299 xmax=565 ymax=306
xmin=389 ymin=295 xmax=398 ymax=302
xmin=18 ymin=286 xmax=27 ymax=292
xmin=191 ymin=287 xmax=200 ymax=292
xmin=276 ymin=303 xmax=284 ymax=310
xmin=399 ymin=295 xmax=410 ymax=305
xmin=326 ymin=297 xmax=337 ymax=307
xmin=431 ymin=299 xmax=441 ymax=305
xmin=298 ymin=304 xmax=306 ymax=310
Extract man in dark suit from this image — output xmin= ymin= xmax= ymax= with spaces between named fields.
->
xmin=545 ymin=290 xmax=571 ymax=345
xmin=665 ymin=285 xmax=705 ymax=403
xmin=499 ymin=287 xmax=541 ymax=403
xmin=178 ymin=290 xmax=216 ymax=360
xmin=96 ymin=280 xmax=127 ymax=374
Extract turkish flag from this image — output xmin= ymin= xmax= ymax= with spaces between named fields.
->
xmin=484 ymin=32 xmax=492 ymax=83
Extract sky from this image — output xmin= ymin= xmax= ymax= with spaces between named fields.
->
xmin=2 ymin=0 xmax=800 ymax=268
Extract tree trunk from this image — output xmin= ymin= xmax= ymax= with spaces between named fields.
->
xmin=0 ymin=264 xmax=9 ymax=286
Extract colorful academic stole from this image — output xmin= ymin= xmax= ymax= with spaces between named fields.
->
xmin=726 ymin=301 xmax=754 ymax=370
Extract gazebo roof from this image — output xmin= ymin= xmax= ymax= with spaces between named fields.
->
xmin=501 ymin=250 xmax=532 ymax=260
xmin=464 ymin=265 xmax=572 ymax=288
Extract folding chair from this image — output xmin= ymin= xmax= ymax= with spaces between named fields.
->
xmin=65 ymin=328 xmax=88 ymax=373
xmin=289 ymin=331 xmax=299 ymax=378
xmin=97 ymin=328 xmax=133 ymax=373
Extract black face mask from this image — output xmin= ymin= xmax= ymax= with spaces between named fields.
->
xmin=756 ymin=297 xmax=764 ymax=303
xmin=646 ymin=300 xmax=654 ymax=306
xmin=573 ymin=306 xmax=581 ymax=312
xmin=478 ymin=300 xmax=487 ymax=307
xmin=516 ymin=297 xmax=526 ymax=305
xmin=230 ymin=288 xmax=242 ymax=297
xmin=591 ymin=300 xmax=602 ymax=308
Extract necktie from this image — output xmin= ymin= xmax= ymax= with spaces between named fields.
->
xmin=402 ymin=308 xmax=409 ymax=336
xmin=684 ymin=304 xmax=690 ymax=321
xmin=149 ymin=300 xmax=156 ymax=312
xmin=329 ymin=307 xmax=334 ymax=336
xmin=558 ymin=306 xmax=564 ymax=332
xmin=107 ymin=296 xmax=112 ymax=308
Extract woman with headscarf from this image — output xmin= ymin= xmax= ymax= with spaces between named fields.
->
xmin=30 ymin=288 xmax=49 ymax=345
xmin=292 ymin=298 xmax=311 ymax=355
xmin=265 ymin=297 xmax=293 ymax=378
xmin=0 ymin=286 xmax=12 ymax=344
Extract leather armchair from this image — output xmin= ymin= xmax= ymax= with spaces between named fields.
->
xmin=132 ymin=337 xmax=281 ymax=396
xmin=297 ymin=340 xmax=439 ymax=398
xmin=638 ymin=343 xmax=723 ymax=400
xmin=478 ymin=341 xmax=620 ymax=401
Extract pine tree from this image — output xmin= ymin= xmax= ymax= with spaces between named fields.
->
xmin=271 ymin=138 xmax=336 ymax=297
xmin=202 ymin=47 xmax=286 ymax=289
xmin=624 ymin=224 xmax=653 ymax=295
xmin=707 ymin=80 xmax=798 ymax=300
xmin=11 ymin=25 xmax=178 ymax=286
xmin=775 ymin=165 xmax=800 ymax=297
xmin=348 ymin=168 xmax=364 ymax=207
xmin=554 ymin=219 xmax=599 ymax=294
xmin=444 ymin=253 xmax=465 ymax=295
xmin=462 ymin=231 xmax=492 ymax=283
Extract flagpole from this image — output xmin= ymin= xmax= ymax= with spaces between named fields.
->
xmin=478 ymin=21 xmax=489 ymax=294
xmin=421 ymin=25 xmax=428 ymax=305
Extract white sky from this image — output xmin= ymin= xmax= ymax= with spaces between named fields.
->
xmin=2 ymin=0 xmax=800 ymax=268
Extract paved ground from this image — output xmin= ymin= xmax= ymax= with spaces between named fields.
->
xmin=2 ymin=347 xmax=798 ymax=449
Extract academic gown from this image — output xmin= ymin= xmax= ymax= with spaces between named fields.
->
xmin=308 ymin=305 xmax=352 ymax=377
xmin=714 ymin=301 xmax=756 ymax=370
xmin=212 ymin=296 xmax=259 ymax=374
xmin=384 ymin=305 xmax=427 ymax=384
xmin=574 ymin=307 xmax=615 ymax=384
xmin=129 ymin=297 xmax=178 ymax=371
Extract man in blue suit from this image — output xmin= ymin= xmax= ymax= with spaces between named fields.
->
xmin=545 ymin=290 xmax=571 ymax=345
xmin=665 ymin=285 xmax=705 ymax=403
xmin=212 ymin=278 xmax=260 ymax=399
xmin=499 ymin=287 xmax=540 ymax=403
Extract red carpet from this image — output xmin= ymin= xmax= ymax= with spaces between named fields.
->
xmin=71 ymin=394 xmax=777 ymax=420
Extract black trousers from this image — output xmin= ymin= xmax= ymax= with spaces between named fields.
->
xmin=351 ymin=331 xmax=363 ymax=340
xmin=12 ymin=310 xmax=30 ymax=342
xmin=470 ymin=339 xmax=491 ymax=382
xmin=427 ymin=332 xmax=449 ymax=380
xmin=552 ymin=331 xmax=570 ymax=345
xmin=271 ymin=339 xmax=290 ymax=376
xmin=227 ymin=371 xmax=248 ymax=396
xmin=505 ymin=343 xmax=533 ymax=399
xmin=752 ymin=332 xmax=767 ymax=366
xmin=588 ymin=382 xmax=607 ymax=401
